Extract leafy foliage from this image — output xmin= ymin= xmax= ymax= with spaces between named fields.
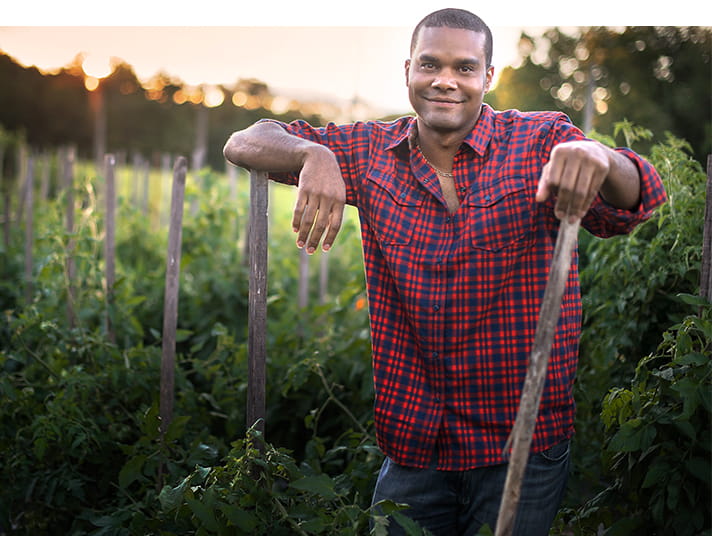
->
xmin=0 ymin=122 xmax=709 ymax=535
xmin=563 ymin=300 xmax=711 ymax=535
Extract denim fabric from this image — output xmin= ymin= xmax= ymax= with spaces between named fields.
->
xmin=371 ymin=440 xmax=570 ymax=536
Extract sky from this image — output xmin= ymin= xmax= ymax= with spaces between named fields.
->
xmin=1 ymin=0 xmax=707 ymax=115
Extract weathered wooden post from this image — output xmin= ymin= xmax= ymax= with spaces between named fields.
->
xmin=160 ymin=156 xmax=188 ymax=439
xmin=160 ymin=153 xmax=171 ymax=227
xmin=247 ymin=169 xmax=268 ymax=440
xmin=142 ymin=159 xmax=150 ymax=218
xmin=0 ymin=141 xmax=8 ymax=252
xmin=298 ymin=247 xmax=309 ymax=310
xmin=39 ymin=151 xmax=51 ymax=201
xmin=65 ymin=147 xmax=77 ymax=328
xmin=319 ymin=251 xmax=329 ymax=305
xmin=23 ymin=154 xmax=34 ymax=304
xmin=104 ymin=154 xmax=117 ymax=343
xmin=701 ymin=155 xmax=712 ymax=303
xmin=495 ymin=216 xmax=581 ymax=536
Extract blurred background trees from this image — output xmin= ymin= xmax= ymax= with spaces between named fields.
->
xmin=1 ymin=25 xmax=710 ymax=172
xmin=486 ymin=26 xmax=711 ymax=163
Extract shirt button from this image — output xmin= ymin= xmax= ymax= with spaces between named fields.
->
xmin=433 ymin=304 xmax=440 ymax=311
xmin=432 ymin=351 xmax=439 ymax=358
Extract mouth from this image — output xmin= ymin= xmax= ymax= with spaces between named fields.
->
xmin=424 ymin=97 xmax=463 ymax=106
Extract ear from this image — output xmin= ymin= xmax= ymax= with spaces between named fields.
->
xmin=484 ymin=65 xmax=495 ymax=93
xmin=404 ymin=59 xmax=411 ymax=86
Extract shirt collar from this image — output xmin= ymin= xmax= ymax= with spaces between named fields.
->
xmin=385 ymin=104 xmax=494 ymax=157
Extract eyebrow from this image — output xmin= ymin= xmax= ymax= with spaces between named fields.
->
xmin=418 ymin=53 xmax=481 ymax=66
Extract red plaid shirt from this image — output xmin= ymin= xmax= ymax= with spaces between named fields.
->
xmin=265 ymin=104 xmax=666 ymax=470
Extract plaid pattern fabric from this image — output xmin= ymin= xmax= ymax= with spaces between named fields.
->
xmin=265 ymin=104 xmax=666 ymax=470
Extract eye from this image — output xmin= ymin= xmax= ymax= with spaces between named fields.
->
xmin=459 ymin=65 xmax=475 ymax=74
xmin=420 ymin=62 xmax=437 ymax=71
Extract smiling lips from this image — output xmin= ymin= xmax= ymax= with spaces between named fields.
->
xmin=425 ymin=97 xmax=463 ymax=105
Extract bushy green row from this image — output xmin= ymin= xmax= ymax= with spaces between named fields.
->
xmin=0 ymin=126 xmax=709 ymax=534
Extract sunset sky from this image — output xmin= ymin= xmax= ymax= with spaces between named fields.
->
xmin=2 ymin=0 xmax=705 ymax=115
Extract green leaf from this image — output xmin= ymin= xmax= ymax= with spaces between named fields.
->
xmin=118 ymin=455 xmax=146 ymax=489
xmin=298 ymin=517 xmax=327 ymax=532
xmin=391 ymin=511 xmax=429 ymax=536
xmin=685 ymin=457 xmax=711 ymax=484
xmin=642 ymin=461 xmax=669 ymax=488
xmin=175 ymin=329 xmax=193 ymax=342
xmin=158 ymin=474 xmax=191 ymax=511
xmin=164 ymin=415 xmax=191 ymax=442
xmin=186 ymin=496 xmax=219 ymax=532
xmin=672 ymin=351 xmax=708 ymax=367
xmin=289 ymin=474 xmax=337 ymax=500
xmin=676 ymin=293 xmax=711 ymax=307
xmin=608 ymin=420 xmax=645 ymax=452
xmin=220 ymin=504 xmax=258 ymax=532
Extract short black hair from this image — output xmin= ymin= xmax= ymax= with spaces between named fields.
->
xmin=410 ymin=8 xmax=493 ymax=67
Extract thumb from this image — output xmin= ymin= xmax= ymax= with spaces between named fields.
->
xmin=535 ymin=164 xmax=552 ymax=203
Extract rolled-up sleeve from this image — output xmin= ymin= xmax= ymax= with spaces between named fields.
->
xmin=582 ymin=147 xmax=667 ymax=237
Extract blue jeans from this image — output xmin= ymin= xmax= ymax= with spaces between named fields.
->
xmin=371 ymin=440 xmax=570 ymax=536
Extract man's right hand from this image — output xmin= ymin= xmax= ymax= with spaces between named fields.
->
xmin=223 ymin=122 xmax=346 ymax=254
xmin=293 ymin=144 xmax=346 ymax=254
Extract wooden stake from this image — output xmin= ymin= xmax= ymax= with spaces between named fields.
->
xmin=495 ymin=217 xmax=581 ymax=536
xmin=65 ymin=147 xmax=77 ymax=329
xmin=23 ymin=154 xmax=34 ymax=304
xmin=319 ymin=251 xmax=329 ymax=305
xmin=0 ymin=142 xmax=8 ymax=251
xmin=160 ymin=156 xmax=188 ymax=439
xmin=701 ymin=155 xmax=712 ymax=302
xmin=247 ymin=169 xmax=268 ymax=439
xmin=104 ymin=154 xmax=116 ymax=343
xmin=298 ymin=247 xmax=309 ymax=310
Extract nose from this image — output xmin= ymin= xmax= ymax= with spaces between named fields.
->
xmin=431 ymin=68 xmax=457 ymax=90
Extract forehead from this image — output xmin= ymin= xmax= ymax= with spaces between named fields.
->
xmin=413 ymin=26 xmax=487 ymax=61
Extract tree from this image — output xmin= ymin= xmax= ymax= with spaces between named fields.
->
xmin=486 ymin=26 xmax=712 ymax=163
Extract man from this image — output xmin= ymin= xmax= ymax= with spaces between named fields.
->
xmin=223 ymin=8 xmax=666 ymax=535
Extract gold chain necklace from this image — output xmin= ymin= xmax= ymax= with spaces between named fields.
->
xmin=417 ymin=142 xmax=454 ymax=178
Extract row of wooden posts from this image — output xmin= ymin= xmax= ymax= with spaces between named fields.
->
xmin=2 ymin=145 xmax=330 ymax=316
xmin=1 ymin=145 xmax=327 ymax=445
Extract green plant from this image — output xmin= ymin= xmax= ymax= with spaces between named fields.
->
xmin=560 ymin=298 xmax=711 ymax=535
xmin=569 ymin=127 xmax=707 ymax=512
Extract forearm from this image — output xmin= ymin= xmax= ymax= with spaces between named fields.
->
xmin=599 ymin=145 xmax=642 ymax=211
xmin=223 ymin=121 xmax=330 ymax=172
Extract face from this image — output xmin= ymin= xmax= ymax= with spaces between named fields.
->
xmin=405 ymin=26 xmax=494 ymax=140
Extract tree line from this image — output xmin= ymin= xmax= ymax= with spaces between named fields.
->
xmin=0 ymin=25 xmax=710 ymax=177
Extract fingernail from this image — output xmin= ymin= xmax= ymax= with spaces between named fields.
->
xmin=323 ymin=243 xmax=331 ymax=251
xmin=307 ymin=246 xmax=315 ymax=255
xmin=297 ymin=240 xmax=304 ymax=248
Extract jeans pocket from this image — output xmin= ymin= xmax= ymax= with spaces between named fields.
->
xmin=537 ymin=439 xmax=571 ymax=464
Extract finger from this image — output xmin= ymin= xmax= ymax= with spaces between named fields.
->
xmin=322 ymin=202 xmax=344 ymax=251
xmin=296 ymin=199 xmax=318 ymax=249
xmin=535 ymin=162 xmax=552 ymax=202
xmin=306 ymin=202 xmax=330 ymax=254
xmin=553 ymin=159 xmax=580 ymax=222
xmin=292 ymin=192 xmax=307 ymax=235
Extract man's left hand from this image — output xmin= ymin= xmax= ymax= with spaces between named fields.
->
xmin=535 ymin=140 xmax=611 ymax=222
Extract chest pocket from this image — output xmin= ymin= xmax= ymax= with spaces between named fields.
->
xmin=364 ymin=169 xmax=426 ymax=245
xmin=465 ymin=176 xmax=533 ymax=252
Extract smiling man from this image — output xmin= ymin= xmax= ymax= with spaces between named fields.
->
xmin=223 ymin=8 xmax=666 ymax=535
